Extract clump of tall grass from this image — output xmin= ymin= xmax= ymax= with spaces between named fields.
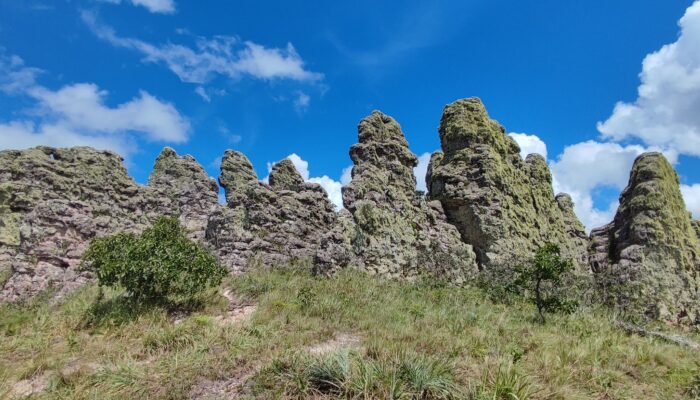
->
xmin=261 ymin=348 xmax=461 ymax=399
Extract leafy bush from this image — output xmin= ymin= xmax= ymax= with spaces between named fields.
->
xmin=82 ymin=216 xmax=226 ymax=303
xmin=512 ymin=243 xmax=578 ymax=323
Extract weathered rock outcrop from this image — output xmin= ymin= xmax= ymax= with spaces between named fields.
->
xmin=0 ymin=147 xmax=149 ymax=301
xmin=206 ymin=152 xmax=337 ymax=273
xmin=0 ymin=146 xmax=220 ymax=301
xmin=315 ymin=111 xmax=478 ymax=282
xmin=146 ymin=147 xmax=220 ymax=241
xmin=589 ymin=152 xmax=700 ymax=324
xmin=427 ymin=98 xmax=589 ymax=270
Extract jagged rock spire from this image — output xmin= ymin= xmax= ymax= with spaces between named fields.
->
xmin=147 ymin=147 xmax=219 ymax=241
xmin=428 ymin=97 xmax=588 ymax=270
xmin=219 ymin=150 xmax=258 ymax=206
xmin=316 ymin=110 xmax=478 ymax=281
xmin=269 ymin=158 xmax=304 ymax=190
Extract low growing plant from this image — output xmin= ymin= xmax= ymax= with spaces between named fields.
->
xmin=82 ymin=216 xmax=226 ymax=304
xmin=512 ymin=243 xmax=578 ymax=323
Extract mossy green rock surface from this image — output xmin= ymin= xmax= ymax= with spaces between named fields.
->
xmin=208 ymin=152 xmax=338 ymax=273
xmin=428 ymin=98 xmax=589 ymax=270
xmin=315 ymin=111 xmax=478 ymax=282
xmin=0 ymin=146 xmax=221 ymax=302
xmin=589 ymin=152 xmax=700 ymax=324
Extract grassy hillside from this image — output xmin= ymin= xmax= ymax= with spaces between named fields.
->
xmin=1 ymin=267 xmax=698 ymax=399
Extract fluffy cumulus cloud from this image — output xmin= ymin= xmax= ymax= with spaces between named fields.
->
xmin=681 ymin=184 xmax=700 ymax=218
xmin=100 ymin=0 xmax=176 ymax=14
xmin=265 ymin=153 xmax=349 ymax=210
xmin=549 ymin=141 xmax=655 ymax=230
xmin=597 ymin=1 xmax=700 ymax=157
xmin=508 ymin=132 xmax=548 ymax=159
xmin=0 ymin=54 xmax=189 ymax=156
xmin=82 ymin=11 xmax=322 ymax=85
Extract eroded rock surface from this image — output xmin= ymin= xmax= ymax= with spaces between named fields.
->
xmin=146 ymin=147 xmax=220 ymax=241
xmin=589 ymin=152 xmax=700 ymax=324
xmin=206 ymin=151 xmax=337 ymax=273
xmin=427 ymin=98 xmax=589 ymax=271
xmin=0 ymin=146 xmax=220 ymax=301
xmin=0 ymin=147 xmax=148 ymax=301
xmin=315 ymin=111 xmax=478 ymax=282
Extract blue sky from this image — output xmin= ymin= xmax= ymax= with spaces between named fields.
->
xmin=1 ymin=0 xmax=700 ymax=230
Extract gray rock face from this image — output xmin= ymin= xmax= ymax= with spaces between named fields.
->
xmin=427 ymin=98 xmax=589 ymax=271
xmin=315 ymin=111 xmax=478 ymax=282
xmin=0 ymin=146 xmax=220 ymax=302
xmin=269 ymin=158 xmax=305 ymax=190
xmin=207 ymin=152 xmax=337 ymax=273
xmin=0 ymin=147 xmax=148 ymax=301
xmin=146 ymin=147 xmax=220 ymax=241
xmin=589 ymin=152 xmax=700 ymax=324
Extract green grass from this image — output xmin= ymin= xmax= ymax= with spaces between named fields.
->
xmin=0 ymin=267 xmax=698 ymax=399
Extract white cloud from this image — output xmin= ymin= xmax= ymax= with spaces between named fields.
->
xmin=508 ymin=132 xmax=548 ymax=159
xmin=340 ymin=165 xmax=353 ymax=185
xmin=0 ymin=121 xmax=134 ymax=156
xmin=0 ymin=54 xmax=189 ymax=156
xmin=82 ymin=11 xmax=322 ymax=85
xmin=100 ymin=0 xmax=176 ymax=14
xmin=309 ymin=175 xmax=343 ymax=210
xmin=414 ymin=152 xmax=432 ymax=192
xmin=549 ymin=140 xmax=680 ymax=231
xmin=681 ymin=184 xmax=700 ymax=219
xmin=597 ymin=1 xmax=700 ymax=157
xmin=194 ymin=86 xmax=210 ymax=102
xmin=293 ymin=91 xmax=310 ymax=112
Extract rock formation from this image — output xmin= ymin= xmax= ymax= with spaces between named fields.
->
xmin=0 ymin=146 xmax=219 ymax=301
xmin=589 ymin=152 xmax=700 ymax=324
xmin=2 ymin=99 xmax=700 ymax=327
xmin=206 ymin=152 xmax=337 ymax=273
xmin=427 ymin=98 xmax=589 ymax=271
xmin=146 ymin=147 xmax=220 ymax=241
xmin=0 ymin=147 xmax=148 ymax=301
xmin=315 ymin=111 xmax=478 ymax=282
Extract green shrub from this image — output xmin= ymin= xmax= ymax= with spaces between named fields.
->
xmin=82 ymin=216 xmax=226 ymax=303
xmin=512 ymin=243 xmax=578 ymax=323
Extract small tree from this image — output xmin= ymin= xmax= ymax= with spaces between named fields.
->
xmin=512 ymin=243 xmax=577 ymax=323
xmin=83 ymin=216 xmax=226 ymax=304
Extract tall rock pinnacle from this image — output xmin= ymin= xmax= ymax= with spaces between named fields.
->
xmin=589 ymin=152 xmax=700 ymax=324
xmin=316 ymin=111 xmax=478 ymax=282
xmin=428 ymin=97 xmax=589 ymax=270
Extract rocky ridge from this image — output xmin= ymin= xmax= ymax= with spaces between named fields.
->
xmin=206 ymin=152 xmax=337 ymax=273
xmin=1 ymin=98 xmax=699 ymax=325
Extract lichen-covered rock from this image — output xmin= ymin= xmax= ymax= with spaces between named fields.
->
xmin=0 ymin=147 xmax=149 ymax=301
xmin=268 ymin=158 xmax=304 ymax=190
xmin=146 ymin=147 xmax=220 ymax=241
xmin=0 ymin=146 xmax=223 ymax=302
xmin=207 ymin=152 xmax=337 ymax=272
xmin=219 ymin=150 xmax=258 ymax=207
xmin=315 ymin=111 xmax=478 ymax=282
xmin=428 ymin=98 xmax=588 ymax=270
xmin=589 ymin=152 xmax=700 ymax=324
